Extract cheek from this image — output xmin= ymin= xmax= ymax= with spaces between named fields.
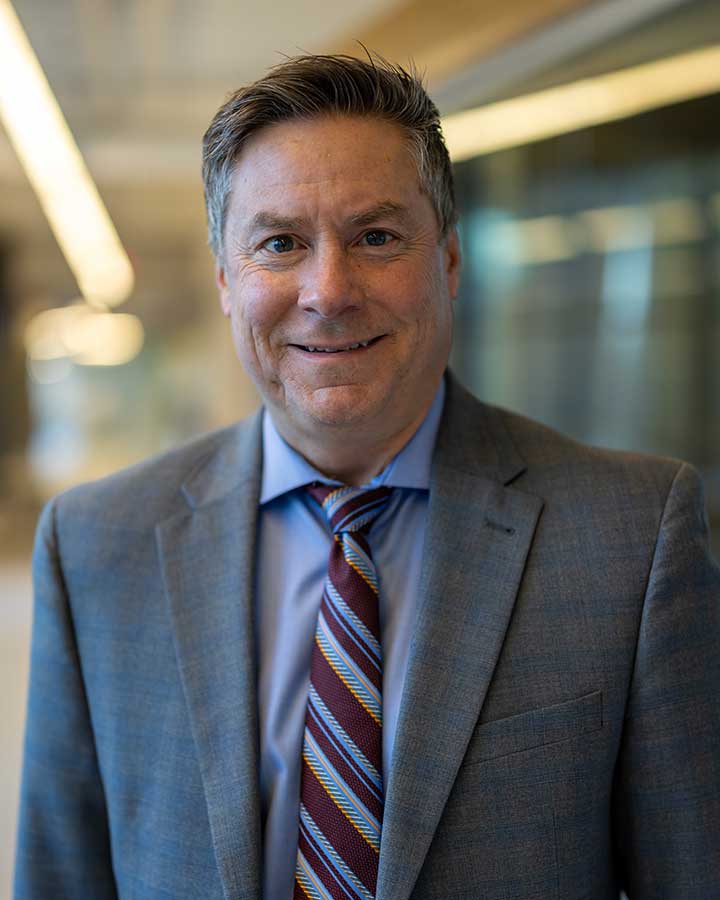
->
xmin=225 ymin=291 xmax=269 ymax=377
xmin=230 ymin=272 xmax=291 ymax=341
xmin=401 ymin=264 xmax=453 ymax=329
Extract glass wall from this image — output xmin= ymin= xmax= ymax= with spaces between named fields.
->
xmin=450 ymin=92 xmax=720 ymax=554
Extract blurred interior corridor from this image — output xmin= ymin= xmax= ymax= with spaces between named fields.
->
xmin=0 ymin=563 xmax=31 ymax=895
xmin=2 ymin=0 xmax=720 ymax=896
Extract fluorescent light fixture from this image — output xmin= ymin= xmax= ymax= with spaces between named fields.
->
xmin=650 ymin=198 xmax=704 ymax=245
xmin=474 ymin=196 xmax=705 ymax=270
xmin=0 ymin=0 xmax=134 ymax=308
xmin=580 ymin=205 xmax=653 ymax=253
xmin=25 ymin=304 xmax=144 ymax=367
xmin=443 ymin=44 xmax=720 ymax=161
xmin=511 ymin=215 xmax=577 ymax=265
xmin=66 ymin=311 xmax=145 ymax=366
xmin=581 ymin=198 xmax=704 ymax=253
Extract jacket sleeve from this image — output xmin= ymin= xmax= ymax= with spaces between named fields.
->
xmin=14 ymin=498 xmax=118 ymax=900
xmin=612 ymin=462 xmax=720 ymax=897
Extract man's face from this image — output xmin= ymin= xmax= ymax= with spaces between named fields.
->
xmin=216 ymin=115 xmax=460 ymax=447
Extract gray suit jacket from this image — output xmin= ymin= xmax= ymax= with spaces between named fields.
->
xmin=15 ymin=376 xmax=720 ymax=899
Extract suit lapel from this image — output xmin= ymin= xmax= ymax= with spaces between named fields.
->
xmin=153 ymin=377 xmax=542 ymax=900
xmin=377 ymin=378 xmax=544 ymax=900
xmin=157 ymin=414 xmax=263 ymax=900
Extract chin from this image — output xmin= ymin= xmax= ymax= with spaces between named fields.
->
xmin=295 ymin=383 xmax=387 ymax=430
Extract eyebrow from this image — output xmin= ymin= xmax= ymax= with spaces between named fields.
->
xmin=244 ymin=202 xmax=411 ymax=237
xmin=245 ymin=212 xmax=311 ymax=236
xmin=347 ymin=202 xmax=412 ymax=228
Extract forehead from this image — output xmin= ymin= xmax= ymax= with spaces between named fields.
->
xmin=226 ymin=115 xmax=428 ymax=223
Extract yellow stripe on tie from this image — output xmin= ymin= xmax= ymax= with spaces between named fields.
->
xmin=295 ymin=868 xmax=314 ymax=900
xmin=316 ymin=640 xmax=382 ymax=727
xmin=303 ymin=753 xmax=380 ymax=853
xmin=297 ymin=850 xmax=333 ymax=900
xmin=334 ymin=534 xmax=378 ymax=593
xmin=318 ymin=615 xmax=381 ymax=707
xmin=323 ymin=487 xmax=348 ymax=516
xmin=304 ymin=730 xmax=380 ymax=837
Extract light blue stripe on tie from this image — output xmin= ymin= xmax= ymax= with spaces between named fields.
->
xmin=334 ymin=496 xmax=387 ymax=533
xmin=296 ymin=848 xmax=335 ymax=900
xmin=323 ymin=590 xmax=380 ymax=673
xmin=317 ymin=614 xmax=381 ymax=719
xmin=307 ymin=701 xmax=382 ymax=802
xmin=341 ymin=534 xmax=378 ymax=591
xmin=323 ymin=487 xmax=355 ymax=521
xmin=298 ymin=822 xmax=356 ymax=900
xmin=304 ymin=729 xmax=381 ymax=835
xmin=325 ymin=581 xmax=380 ymax=657
xmin=308 ymin=686 xmax=382 ymax=792
xmin=304 ymin=731 xmax=381 ymax=850
xmin=300 ymin=805 xmax=374 ymax=900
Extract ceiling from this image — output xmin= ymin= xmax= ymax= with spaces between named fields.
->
xmin=0 ymin=0 xmax=705 ymax=332
xmin=0 ymin=0 xmax=716 ymax=552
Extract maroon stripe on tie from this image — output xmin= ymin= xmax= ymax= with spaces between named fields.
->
xmin=311 ymin=645 xmax=381 ymax=763
xmin=321 ymin=595 xmax=382 ymax=691
xmin=327 ymin=554 xmax=379 ymax=635
xmin=301 ymin=758 xmax=378 ymax=894
xmin=296 ymin=826 xmax=350 ymax=900
xmin=345 ymin=530 xmax=373 ymax=560
xmin=327 ymin=573 xmax=377 ymax=637
xmin=293 ymin=878 xmax=310 ymax=900
xmin=306 ymin=710 xmax=383 ymax=819
xmin=326 ymin=490 xmax=386 ymax=533
xmin=322 ymin=589 xmax=381 ymax=672
xmin=307 ymin=696 xmax=382 ymax=800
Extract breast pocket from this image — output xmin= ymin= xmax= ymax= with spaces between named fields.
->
xmin=465 ymin=689 xmax=603 ymax=764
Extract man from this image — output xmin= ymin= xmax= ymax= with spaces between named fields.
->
xmin=15 ymin=54 xmax=720 ymax=900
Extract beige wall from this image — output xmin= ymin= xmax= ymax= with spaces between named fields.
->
xmin=0 ymin=562 xmax=32 ymax=900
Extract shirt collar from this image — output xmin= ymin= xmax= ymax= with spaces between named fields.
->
xmin=260 ymin=378 xmax=445 ymax=504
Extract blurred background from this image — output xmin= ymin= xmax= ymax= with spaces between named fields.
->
xmin=1 ymin=0 xmax=719 ymax=893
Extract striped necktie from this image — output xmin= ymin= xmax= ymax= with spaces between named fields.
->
xmin=294 ymin=483 xmax=392 ymax=900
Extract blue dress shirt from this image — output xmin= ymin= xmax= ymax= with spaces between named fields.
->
xmin=255 ymin=380 xmax=445 ymax=899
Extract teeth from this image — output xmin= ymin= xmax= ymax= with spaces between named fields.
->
xmin=303 ymin=340 xmax=371 ymax=353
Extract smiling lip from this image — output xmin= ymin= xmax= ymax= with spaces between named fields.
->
xmin=291 ymin=335 xmax=385 ymax=354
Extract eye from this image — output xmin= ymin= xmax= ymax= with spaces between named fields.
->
xmin=362 ymin=230 xmax=393 ymax=247
xmin=263 ymin=234 xmax=296 ymax=253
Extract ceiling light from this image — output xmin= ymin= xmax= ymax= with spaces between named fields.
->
xmin=0 ymin=0 xmax=134 ymax=308
xmin=66 ymin=312 xmax=145 ymax=366
xmin=650 ymin=198 xmax=704 ymax=245
xmin=580 ymin=205 xmax=652 ymax=253
xmin=24 ymin=304 xmax=144 ymax=367
xmin=443 ymin=44 xmax=720 ymax=161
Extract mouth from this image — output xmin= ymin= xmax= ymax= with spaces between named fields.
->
xmin=290 ymin=335 xmax=385 ymax=354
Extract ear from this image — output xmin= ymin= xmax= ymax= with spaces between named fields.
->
xmin=215 ymin=261 xmax=232 ymax=317
xmin=443 ymin=228 xmax=461 ymax=300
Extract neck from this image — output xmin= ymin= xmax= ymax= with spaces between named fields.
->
xmin=272 ymin=403 xmax=433 ymax=487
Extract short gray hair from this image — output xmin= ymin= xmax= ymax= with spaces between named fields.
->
xmin=202 ymin=53 xmax=457 ymax=262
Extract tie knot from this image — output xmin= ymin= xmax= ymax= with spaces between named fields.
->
xmin=307 ymin=483 xmax=392 ymax=535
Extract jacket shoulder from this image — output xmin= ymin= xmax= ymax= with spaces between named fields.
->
xmin=47 ymin=414 xmax=260 ymax=528
xmin=489 ymin=401 xmax=688 ymax=504
xmin=443 ymin=374 xmax=686 ymax=498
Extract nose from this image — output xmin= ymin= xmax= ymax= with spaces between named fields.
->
xmin=297 ymin=243 xmax=361 ymax=318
